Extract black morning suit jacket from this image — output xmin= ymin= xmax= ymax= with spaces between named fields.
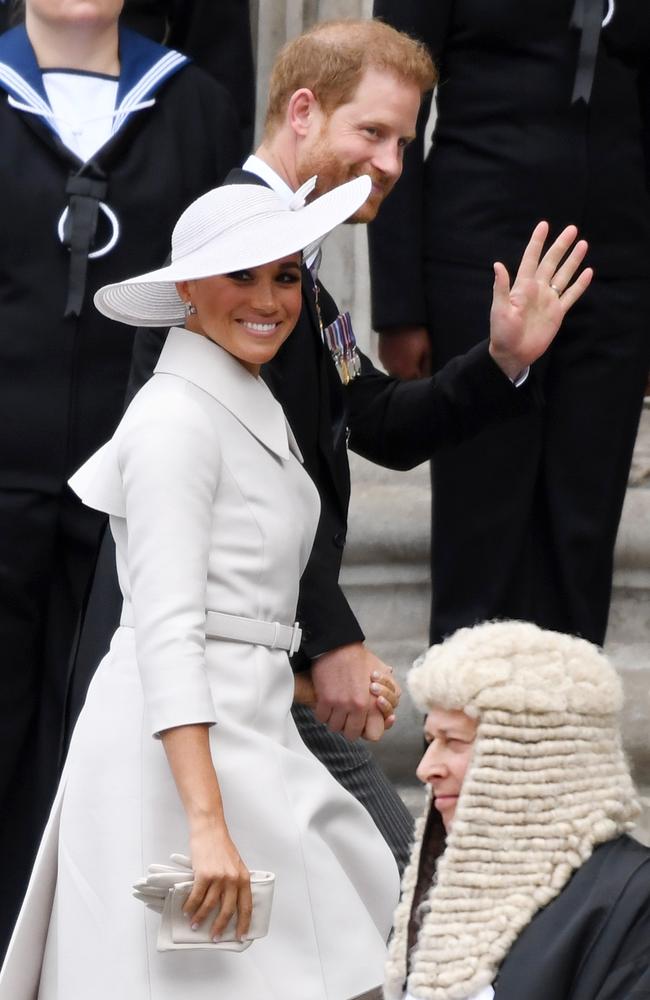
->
xmin=123 ymin=167 xmax=540 ymax=673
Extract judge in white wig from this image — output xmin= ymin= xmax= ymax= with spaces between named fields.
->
xmin=0 ymin=175 xmax=400 ymax=1000
xmin=388 ymin=620 xmax=650 ymax=1000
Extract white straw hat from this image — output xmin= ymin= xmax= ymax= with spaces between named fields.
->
xmin=94 ymin=175 xmax=371 ymax=326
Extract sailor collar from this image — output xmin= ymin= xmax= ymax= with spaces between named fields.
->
xmin=154 ymin=328 xmax=302 ymax=464
xmin=0 ymin=24 xmax=188 ymax=141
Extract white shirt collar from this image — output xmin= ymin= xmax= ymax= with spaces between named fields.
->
xmin=242 ymin=154 xmax=295 ymax=204
xmin=242 ymin=154 xmax=322 ymax=274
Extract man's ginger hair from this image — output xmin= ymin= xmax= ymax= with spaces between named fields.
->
xmin=263 ymin=18 xmax=436 ymax=138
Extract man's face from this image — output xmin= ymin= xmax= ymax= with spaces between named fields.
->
xmin=296 ymin=68 xmax=420 ymax=223
xmin=417 ymin=708 xmax=478 ymax=833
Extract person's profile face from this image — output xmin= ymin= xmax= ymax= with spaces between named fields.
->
xmin=296 ymin=68 xmax=420 ymax=223
xmin=176 ymin=255 xmax=303 ymax=376
xmin=417 ymin=708 xmax=478 ymax=833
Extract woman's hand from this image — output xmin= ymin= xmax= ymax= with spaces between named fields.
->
xmin=184 ymin=815 xmax=252 ymax=941
xmin=294 ymin=670 xmax=317 ymax=707
xmin=370 ymin=669 xmax=401 ymax=731
xmin=160 ymin=723 xmax=252 ymax=941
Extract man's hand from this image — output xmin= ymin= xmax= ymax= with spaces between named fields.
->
xmin=310 ymin=642 xmax=400 ymax=742
xmin=378 ymin=325 xmax=431 ymax=379
xmin=294 ymin=668 xmax=400 ymax=734
xmin=488 ymin=221 xmax=593 ymax=380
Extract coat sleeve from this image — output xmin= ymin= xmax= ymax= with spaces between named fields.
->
xmin=293 ymin=509 xmax=365 ymax=668
xmin=118 ymin=383 xmax=221 ymax=737
xmin=369 ymin=0 xmax=453 ymax=330
xmin=347 ymin=344 xmax=540 ymax=471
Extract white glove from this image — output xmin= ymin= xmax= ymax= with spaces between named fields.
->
xmin=132 ymin=854 xmax=275 ymax=952
xmin=132 ymin=854 xmax=193 ymax=913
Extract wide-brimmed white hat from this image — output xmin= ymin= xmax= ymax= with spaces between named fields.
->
xmin=94 ymin=175 xmax=371 ymax=327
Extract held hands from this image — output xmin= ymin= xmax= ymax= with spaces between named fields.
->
xmin=489 ymin=222 xmax=593 ymax=379
xmin=294 ymin=664 xmax=399 ymax=733
xmin=306 ymin=642 xmax=401 ymax=743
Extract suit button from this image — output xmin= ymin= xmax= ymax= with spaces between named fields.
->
xmin=333 ymin=532 xmax=346 ymax=549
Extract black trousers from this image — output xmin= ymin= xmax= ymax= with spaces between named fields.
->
xmin=0 ymin=486 xmax=104 ymax=958
xmin=426 ymin=263 xmax=650 ymax=646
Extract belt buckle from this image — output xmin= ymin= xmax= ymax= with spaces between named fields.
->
xmin=288 ymin=622 xmax=302 ymax=657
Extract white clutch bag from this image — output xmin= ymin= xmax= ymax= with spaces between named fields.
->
xmin=133 ymin=855 xmax=275 ymax=953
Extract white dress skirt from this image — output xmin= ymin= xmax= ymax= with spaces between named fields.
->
xmin=0 ymin=330 xmax=400 ymax=1000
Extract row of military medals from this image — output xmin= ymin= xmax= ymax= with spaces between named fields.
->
xmin=313 ymin=281 xmax=362 ymax=385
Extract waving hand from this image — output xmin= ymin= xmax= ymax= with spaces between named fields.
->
xmin=488 ymin=222 xmax=593 ymax=380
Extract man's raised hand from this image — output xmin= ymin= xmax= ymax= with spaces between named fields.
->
xmin=489 ymin=222 xmax=593 ymax=380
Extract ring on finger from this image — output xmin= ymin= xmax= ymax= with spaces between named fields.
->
xmin=549 ymin=282 xmax=562 ymax=297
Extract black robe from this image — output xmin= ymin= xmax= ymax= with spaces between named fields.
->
xmin=496 ymin=835 xmax=650 ymax=999
xmin=407 ymin=814 xmax=650 ymax=999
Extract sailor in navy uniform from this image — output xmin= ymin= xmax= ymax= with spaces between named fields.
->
xmin=0 ymin=16 xmax=242 ymax=958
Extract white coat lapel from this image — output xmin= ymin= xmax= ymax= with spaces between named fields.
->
xmin=154 ymin=328 xmax=297 ymax=462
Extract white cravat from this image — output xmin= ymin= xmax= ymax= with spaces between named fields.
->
xmin=404 ymin=987 xmax=494 ymax=1000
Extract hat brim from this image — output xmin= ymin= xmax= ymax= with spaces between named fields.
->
xmin=94 ymin=175 xmax=371 ymax=327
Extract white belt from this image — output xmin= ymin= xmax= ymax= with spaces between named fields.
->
xmin=120 ymin=609 xmax=302 ymax=656
xmin=205 ymin=611 xmax=302 ymax=655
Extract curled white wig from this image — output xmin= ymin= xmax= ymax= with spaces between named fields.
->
xmin=385 ymin=621 xmax=640 ymax=1000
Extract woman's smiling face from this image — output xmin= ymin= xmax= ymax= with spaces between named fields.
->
xmin=416 ymin=707 xmax=478 ymax=832
xmin=176 ymin=255 xmax=303 ymax=375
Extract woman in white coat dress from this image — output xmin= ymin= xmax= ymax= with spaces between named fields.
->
xmin=0 ymin=176 xmax=400 ymax=1000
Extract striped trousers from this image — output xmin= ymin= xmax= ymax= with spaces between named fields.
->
xmin=292 ymin=704 xmax=414 ymax=874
